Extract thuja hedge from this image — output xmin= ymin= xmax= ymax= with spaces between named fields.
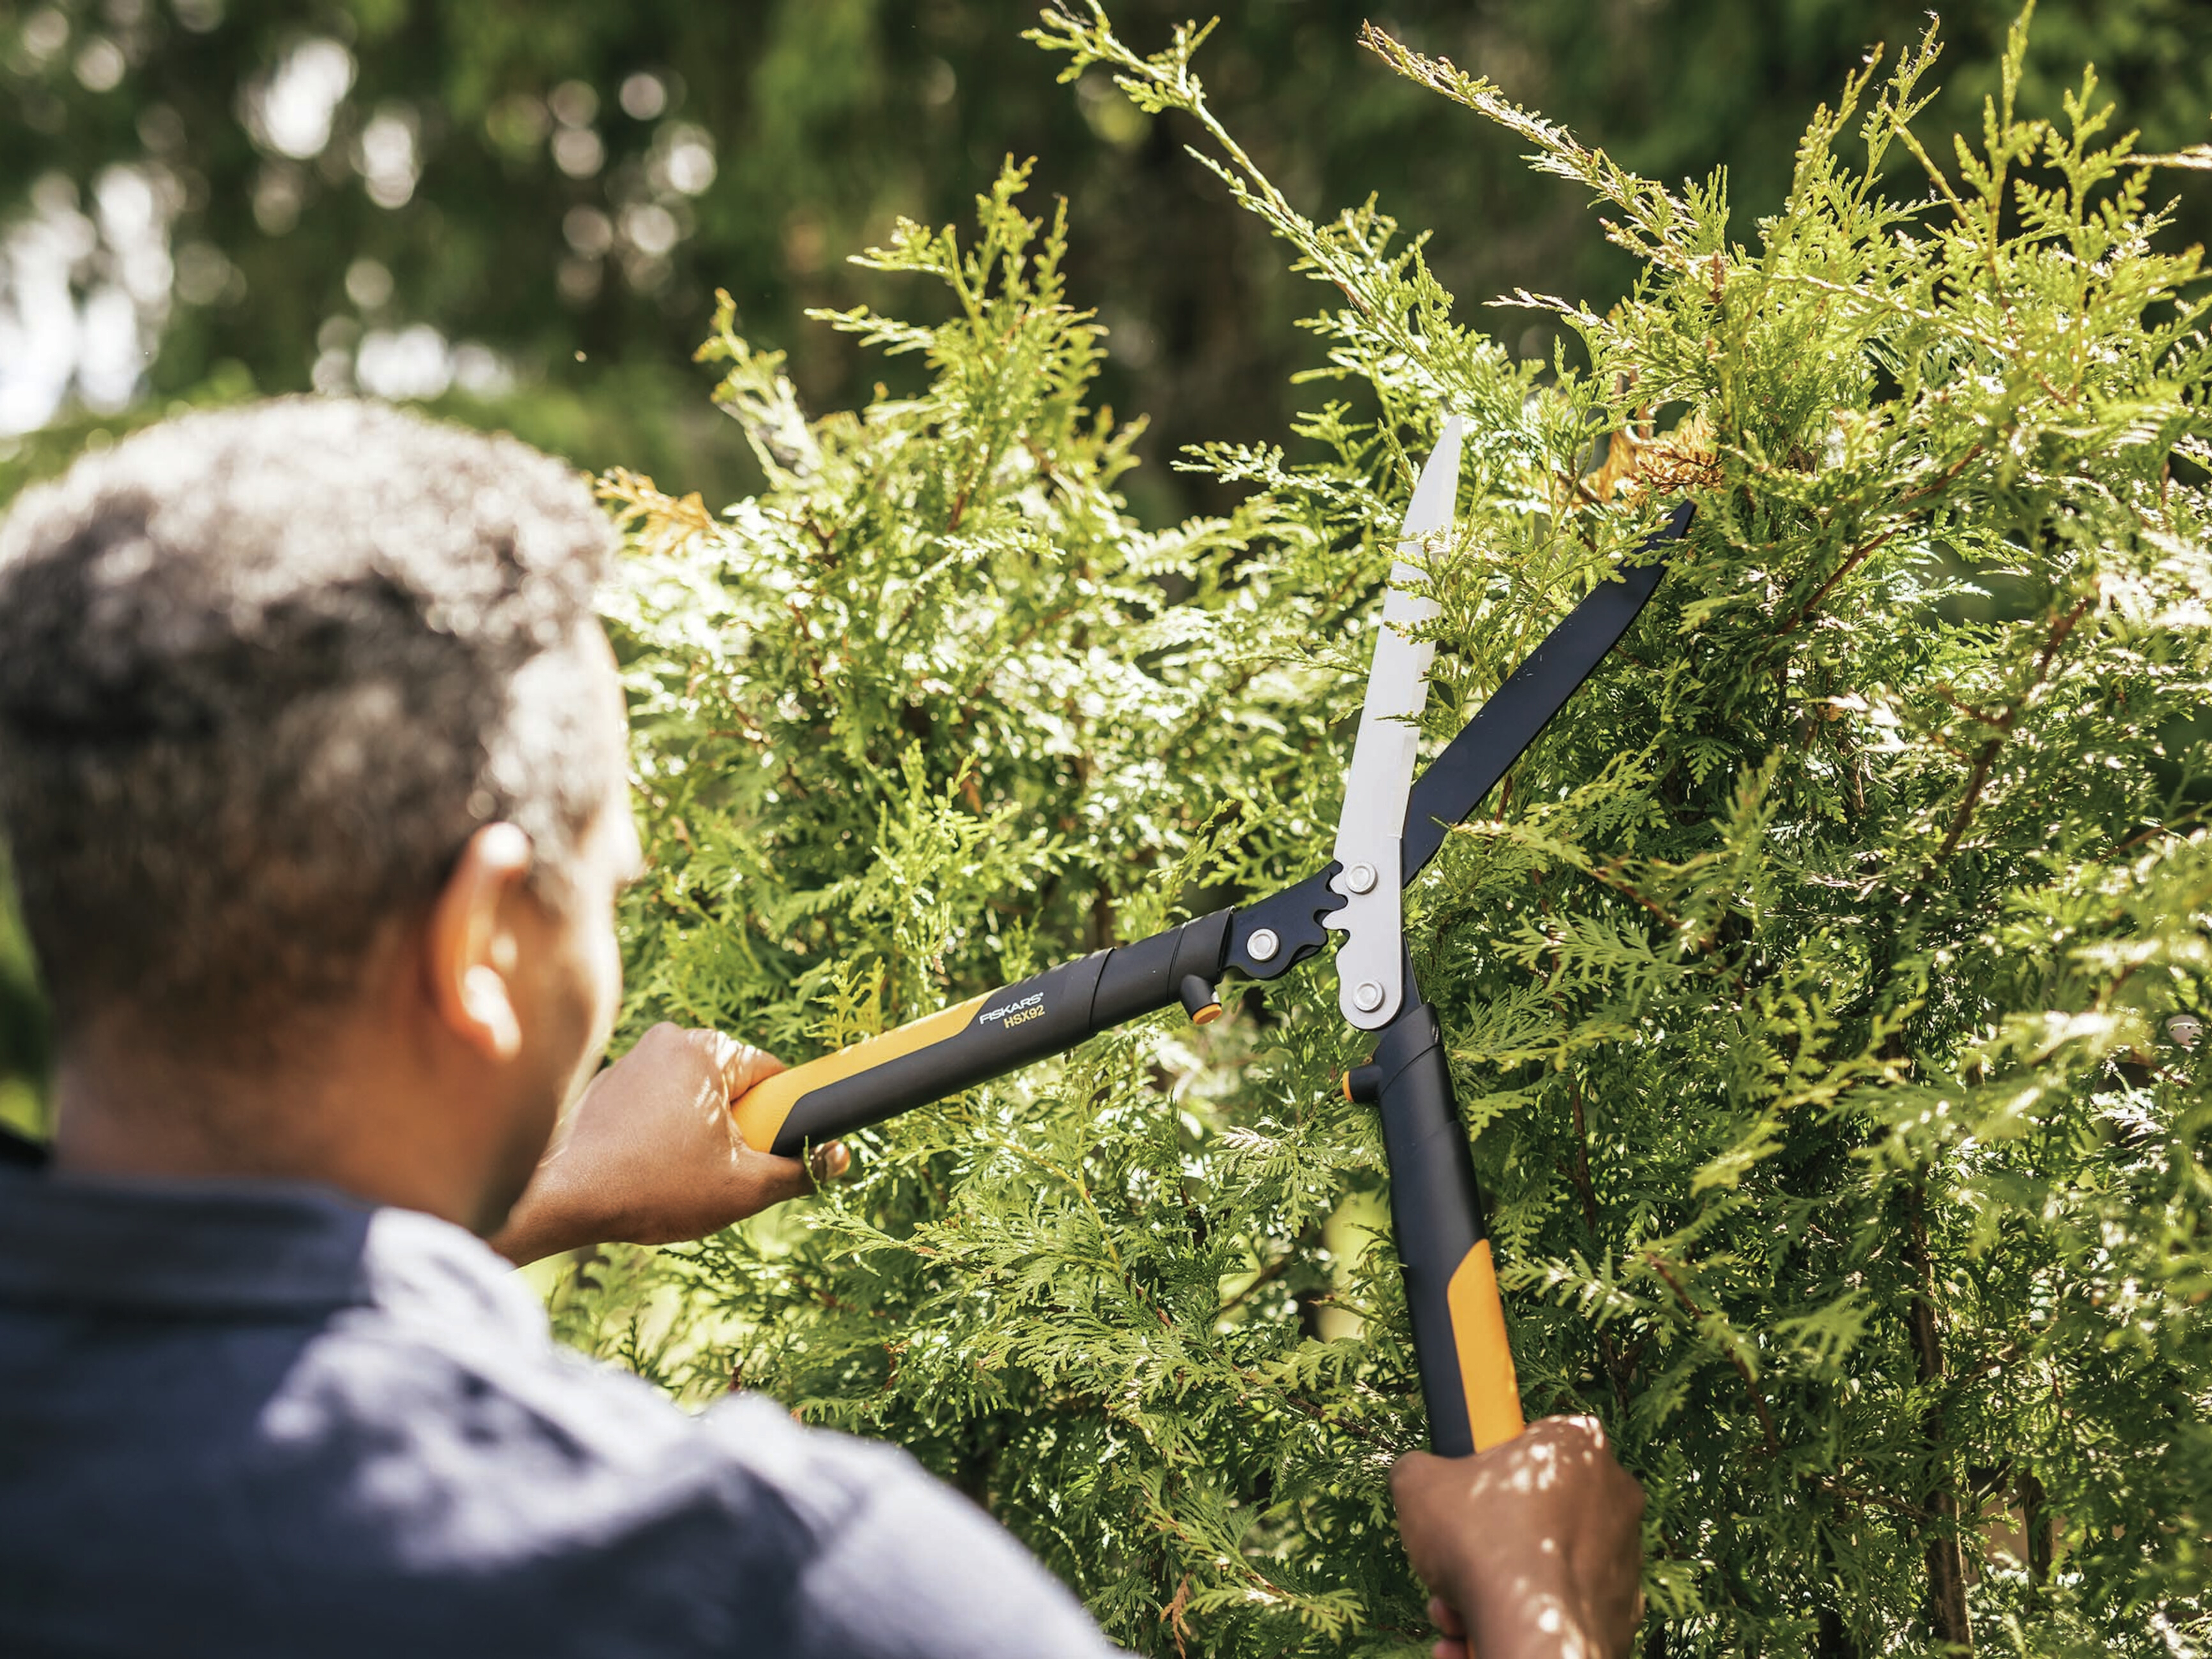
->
xmin=562 ymin=6 xmax=2212 ymax=1653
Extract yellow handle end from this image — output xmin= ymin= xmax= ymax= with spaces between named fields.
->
xmin=732 ymin=1067 xmax=811 ymax=1153
xmin=727 ymin=992 xmax=992 ymax=1155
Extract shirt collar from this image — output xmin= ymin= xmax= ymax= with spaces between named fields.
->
xmin=0 ymin=1159 xmax=542 ymax=1337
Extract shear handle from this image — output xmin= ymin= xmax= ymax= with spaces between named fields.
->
xmin=1352 ymin=997 xmax=1526 ymax=1455
xmin=732 ymin=910 xmax=1232 ymax=1157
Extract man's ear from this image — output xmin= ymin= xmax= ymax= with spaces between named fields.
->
xmin=425 ymin=824 xmax=535 ymax=1062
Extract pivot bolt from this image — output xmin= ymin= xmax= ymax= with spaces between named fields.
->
xmin=1346 ymin=862 xmax=1378 ymax=894
xmin=1352 ymin=980 xmax=1385 ymax=1013
xmin=1247 ymin=927 xmax=1280 ymax=963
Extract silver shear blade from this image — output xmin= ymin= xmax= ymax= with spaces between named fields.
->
xmin=1325 ymin=415 xmax=1462 ymax=1030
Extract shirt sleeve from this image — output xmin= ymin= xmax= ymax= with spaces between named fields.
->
xmin=699 ymin=1392 xmax=1128 ymax=1659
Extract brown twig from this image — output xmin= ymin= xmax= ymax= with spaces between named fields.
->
xmin=1814 ymin=1476 xmax=1935 ymax=1524
xmin=1932 ymin=594 xmax=2093 ymax=863
xmin=1777 ymin=445 xmax=1986 ymax=636
xmin=1644 ymin=1252 xmax=1782 ymax=1454
xmin=1568 ymin=1077 xmax=1637 ymax=1417
xmin=1586 ymin=858 xmax=1681 ymax=929
xmin=1162 ymin=1576 xmax=1193 ymax=1659
xmin=1779 ymin=526 xmax=1902 ymax=637
xmin=1214 ymin=1248 xmax=1297 ymax=1319
xmin=1902 ymin=1180 xmax=1973 ymax=1649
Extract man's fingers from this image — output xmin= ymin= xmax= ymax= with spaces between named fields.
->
xmin=741 ymin=1143 xmax=815 ymax=1205
xmin=729 ymin=1138 xmax=849 ymax=1210
xmin=1391 ymin=1449 xmax=1463 ymax=1595
xmin=1392 ymin=1449 xmax=1445 ymax=1504
xmin=716 ymin=1039 xmax=787 ymax=1102
xmin=1392 ymin=1448 xmax=1459 ymax=1535
xmin=1559 ymin=1412 xmax=1605 ymax=1443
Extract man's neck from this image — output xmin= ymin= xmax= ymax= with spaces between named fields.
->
xmin=48 ymin=1014 xmax=493 ymax=1230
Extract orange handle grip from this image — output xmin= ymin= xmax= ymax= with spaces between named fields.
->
xmin=1446 ymin=1239 xmax=1526 ymax=1451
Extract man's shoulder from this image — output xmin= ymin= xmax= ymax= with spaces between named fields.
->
xmin=215 ymin=1300 xmax=1119 ymax=1657
xmin=279 ymin=1265 xmax=729 ymax=1498
xmin=693 ymin=1396 xmax=1123 ymax=1657
xmin=0 ymin=1188 xmax=1120 ymax=1658
xmin=262 ymin=1304 xmax=1122 ymax=1658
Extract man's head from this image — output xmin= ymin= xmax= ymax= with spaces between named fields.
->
xmin=0 ymin=399 xmax=640 ymax=1227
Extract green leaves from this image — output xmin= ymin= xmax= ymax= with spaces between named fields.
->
xmin=582 ymin=10 xmax=2212 ymax=1654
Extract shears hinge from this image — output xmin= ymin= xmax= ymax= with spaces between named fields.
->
xmin=1325 ymin=837 xmax=1405 ymax=1029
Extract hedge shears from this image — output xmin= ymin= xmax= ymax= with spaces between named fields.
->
xmin=733 ymin=420 xmax=1692 ymax=1457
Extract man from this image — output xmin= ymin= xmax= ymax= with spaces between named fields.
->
xmin=0 ymin=401 xmax=1645 ymax=1658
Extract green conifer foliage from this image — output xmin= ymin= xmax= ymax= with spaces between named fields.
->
xmin=583 ymin=7 xmax=2212 ymax=1652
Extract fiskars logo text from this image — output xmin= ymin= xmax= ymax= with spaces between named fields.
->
xmin=981 ymin=991 xmax=1046 ymax=1031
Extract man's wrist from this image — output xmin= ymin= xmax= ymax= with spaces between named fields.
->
xmin=487 ymin=1164 xmax=600 ymax=1265
xmin=1463 ymin=1580 xmax=1598 ymax=1659
xmin=485 ymin=1208 xmax=560 ymax=1266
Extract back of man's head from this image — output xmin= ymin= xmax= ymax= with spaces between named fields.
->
xmin=0 ymin=399 xmax=617 ymax=1059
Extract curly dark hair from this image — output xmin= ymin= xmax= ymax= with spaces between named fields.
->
xmin=0 ymin=399 xmax=618 ymax=1050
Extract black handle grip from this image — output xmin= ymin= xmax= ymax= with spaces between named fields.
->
xmin=733 ymin=910 xmax=1231 ymax=1156
xmin=1354 ymin=1002 xmax=1525 ymax=1455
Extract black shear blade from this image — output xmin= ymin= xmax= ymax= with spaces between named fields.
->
xmin=1401 ymin=500 xmax=1692 ymax=878
xmin=1226 ymin=500 xmax=1694 ymax=980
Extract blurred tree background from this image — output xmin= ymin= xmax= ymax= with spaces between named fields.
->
xmin=2 ymin=0 xmax=2210 ymax=1130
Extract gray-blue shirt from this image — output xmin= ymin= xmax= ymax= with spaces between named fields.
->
xmin=0 ymin=1142 xmax=1121 ymax=1657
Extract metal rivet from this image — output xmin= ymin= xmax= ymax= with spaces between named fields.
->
xmin=1353 ymin=980 xmax=1385 ymax=1012
xmin=1247 ymin=927 xmax=1280 ymax=963
xmin=1347 ymin=862 xmax=1377 ymax=894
